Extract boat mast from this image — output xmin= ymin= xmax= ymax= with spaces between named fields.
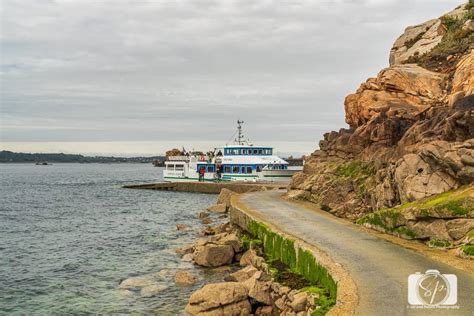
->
xmin=235 ymin=120 xmax=244 ymax=145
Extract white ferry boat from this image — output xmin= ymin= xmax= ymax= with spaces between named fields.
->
xmin=163 ymin=121 xmax=302 ymax=182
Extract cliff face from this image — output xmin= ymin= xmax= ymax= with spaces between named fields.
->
xmin=288 ymin=3 xmax=473 ymax=251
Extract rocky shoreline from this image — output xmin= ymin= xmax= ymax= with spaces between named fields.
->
xmin=173 ymin=189 xmax=333 ymax=316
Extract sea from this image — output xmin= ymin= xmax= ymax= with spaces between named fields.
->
xmin=0 ymin=163 xmax=225 ymax=315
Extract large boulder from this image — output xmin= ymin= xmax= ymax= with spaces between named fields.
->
xmin=446 ymin=219 xmax=474 ymax=240
xmin=240 ymin=249 xmax=266 ymax=269
xmin=210 ymin=233 xmax=243 ymax=253
xmin=225 ymin=265 xmax=258 ymax=282
xmin=344 ymin=64 xmax=445 ymax=129
xmin=185 ymin=282 xmax=251 ymax=316
xmin=449 ymin=50 xmax=474 ymax=106
xmin=193 ymin=243 xmax=234 ymax=267
xmin=389 ymin=4 xmax=468 ymax=66
xmin=406 ymin=219 xmax=452 ymax=241
xmin=207 ymin=204 xmax=227 ymax=213
xmin=242 ymin=271 xmax=272 ymax=305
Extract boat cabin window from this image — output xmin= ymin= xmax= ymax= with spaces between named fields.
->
xmin=167 ymin=164 xmax=174 ymax=170
xmin=207 ymin=166 xmax=214 ymax=172
xmin=256 ymin=165 xmax=262 ymax=172
xmin=175 ymin=165 xmax=184 ymax=171
xmin=224 ymin=166 xmax=231 ymax=173
xmin=232 ymin=166 xmax=240 ymax=173
xmin=246 ymin=166 xmax=252 ymax=174
xmin=258 ymin=149 xmax=263 ymax=154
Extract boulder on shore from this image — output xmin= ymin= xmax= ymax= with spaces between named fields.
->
xmin=185 ymin=282 xmax=251 ymax=316
xmin=193 ymin=243 xmax=235 ymax=267
xmin=207 ymin=204 xmax=227 ymax=213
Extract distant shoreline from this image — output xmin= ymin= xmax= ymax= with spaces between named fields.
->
xmin=0 ymin=150 xmax=165 ymax=164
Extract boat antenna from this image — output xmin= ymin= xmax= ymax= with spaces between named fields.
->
xmin=235 ymin=120 xmax=244 ymax=145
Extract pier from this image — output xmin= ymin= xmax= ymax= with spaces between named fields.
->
xmin=123 ymin=181 xmax=287 ymax=194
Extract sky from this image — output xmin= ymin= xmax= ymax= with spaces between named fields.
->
xmin=0 ymin=0 xmax=463 ymax=156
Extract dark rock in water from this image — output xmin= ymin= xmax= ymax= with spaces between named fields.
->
xmin=176 ymin=224 xmax=189 ymax=231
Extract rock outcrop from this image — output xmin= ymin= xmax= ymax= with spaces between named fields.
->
xmin=186 ymin=244 xmax=322 ymax=315
xmin=289 ymin=3 xmax=474 ymax=250
xmin=185 ymin=282 xmax=252 ymax=315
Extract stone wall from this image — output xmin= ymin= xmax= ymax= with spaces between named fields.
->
xmin=230 ymin=194 xmax=358 ymax=315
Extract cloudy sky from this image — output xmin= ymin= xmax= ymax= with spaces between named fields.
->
xmin=0 ymin=0 xmax=462 ymax=156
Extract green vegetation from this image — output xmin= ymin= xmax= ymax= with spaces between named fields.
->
xmin=241 ymin=233 xmax=263 ymax=250
xmin=356 ymin=208 xmax=414 ymax=235
xmin=428 ymin=239 xmax=452 ymax=249
xmin=405 ymin=30 xmax=427 ymax=49
xmin=393 ymin=226 xmax=418 ymax=239
xmin=415 ymin=187 xmax=473 ymax=217
xmin=335 ymin=160 xmax=372 ymax=180
xmin=334 ymin=160 xmax=373 ymax=199
xmin=461 ymin=245 xmax=474 ymax=256
xmin=467 ymin=229 xmax=474 ymax=238
xmin=406 ymin=3 xmax=474 ymax=70
xmin=357 ymin=186 xmax=473 ymax=241
xmin=247 ymin=220 xmax=336 ymax=315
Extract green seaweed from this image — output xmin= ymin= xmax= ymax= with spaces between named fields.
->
xmin=461 ymin=245 xmax=474 ymax=256
xmin=428 ymin=239 xmax=452 ymax=249
xmin=335 ymin=160 xmax=372 ymax=180
xmin=246 ymin=220 xmax=336 ymax=315
xmin=393 ymin=226 xmax=417 ymax=239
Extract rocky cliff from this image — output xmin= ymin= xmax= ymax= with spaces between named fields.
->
xmin=288 ymin=2 xmax=473 ymax=255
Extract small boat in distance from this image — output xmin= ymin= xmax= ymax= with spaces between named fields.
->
xmin=163 ymin=121 xmax=303 ymax=182
xmin=35 ymin=162 xmax=51 ymax=165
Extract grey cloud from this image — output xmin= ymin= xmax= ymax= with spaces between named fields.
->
xmin=0 ymin=0 xmax=462 ymax=153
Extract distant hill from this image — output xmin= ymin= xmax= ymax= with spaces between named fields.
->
xmin=0 ymin=150 xmax=165 ymax=164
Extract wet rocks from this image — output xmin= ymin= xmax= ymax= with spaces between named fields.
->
xmin=176 ymin=224 xmax=189 ymax=231
xmin=207 ymin=204 xmax=227 ymax=213
xmin=119 ymin=272 xmax=168 ymax=298
xmin=240 ymin=249 xmax=266 ymax=269
xmin=185 ymin=282 xmax=252 ymax=315
xmin=193 ymin=243 xmax=235 ymax=267
xmin=175 ymin=270 xmax=198 ymax=286
xmin=119 ymin=274 xmax=160 ymax=289
xmin=225 ymin=265 xmax=258 ymax=282
xmin=140 ymin=284 xmax=167 ymax=297
xmin=175 ymin=244 xmax=195 ymax=256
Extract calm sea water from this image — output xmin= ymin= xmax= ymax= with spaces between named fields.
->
xmin=0 ymin=163 xmax=221 ymax=315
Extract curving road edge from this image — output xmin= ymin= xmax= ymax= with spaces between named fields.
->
xmin=231 ymin=190 xmax=474 ymax=316
xmin=231 ymin=192 xmax=359 ymax=316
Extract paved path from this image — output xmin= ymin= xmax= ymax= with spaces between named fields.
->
xmin=240 ymin=191 xmax=474 ymax=316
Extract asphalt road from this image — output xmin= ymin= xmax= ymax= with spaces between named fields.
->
xmin=240 ymin=191 xmax=474 ymax=316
